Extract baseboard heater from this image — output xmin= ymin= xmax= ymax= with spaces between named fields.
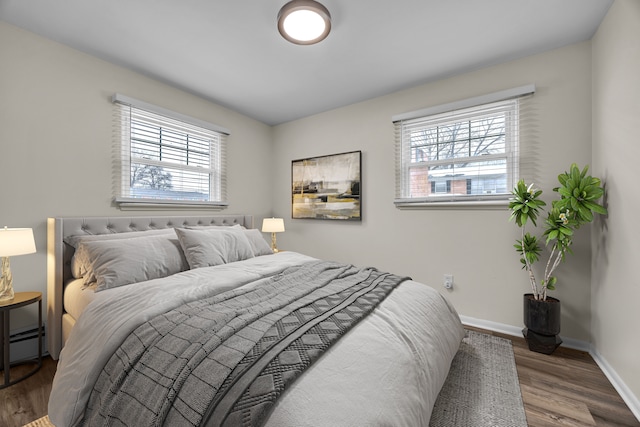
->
xmin=8 ymin=325 xmax=46 ymax=363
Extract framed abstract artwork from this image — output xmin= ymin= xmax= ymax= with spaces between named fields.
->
xmin=291 ymin=150 xmax=361 ymax=220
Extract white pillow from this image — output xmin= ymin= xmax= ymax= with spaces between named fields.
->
xmin=175 ymin=227 xmax=255 ymax=269
xmin=66 ymin=228 xmax=176 ymax=279
xmin=243 ymin=229 xmax=273 ymax=256
xmin=80 ymin=234 xmax=188 ymax=291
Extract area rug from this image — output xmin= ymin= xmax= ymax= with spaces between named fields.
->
xmin=22 ymin=415 xmax=51 ymax=427
xmin=430 ymin=330 xmax=528 ymax=427
xmin=24 ymin=330 xmax=526 ymax=427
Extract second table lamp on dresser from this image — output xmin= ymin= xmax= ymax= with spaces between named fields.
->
xmin=261 ymin=218 xmax=285 ymax=253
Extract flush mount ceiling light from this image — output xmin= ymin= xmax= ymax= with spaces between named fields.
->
xmin=277 ymin=0 xmax=331 ymax=45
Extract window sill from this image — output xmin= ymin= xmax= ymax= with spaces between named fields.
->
xmin=114 ymin=198 xmax=228 ymax=211
xmin=394 ymin=198 xmax=509 ymax=210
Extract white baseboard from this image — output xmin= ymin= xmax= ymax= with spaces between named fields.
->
xmin=460 ymin=315 xmax=591 ymax=351
xmin=460 ymin=315 xmax=524 ymax=337
xmin=590 ymin=348 xmax=640 ymax=421
xmin=460 ymin=315 xmax=640 ymax=421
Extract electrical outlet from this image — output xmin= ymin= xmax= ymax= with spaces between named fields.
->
xmin=443 ymin=274 xmax=453 ymax=289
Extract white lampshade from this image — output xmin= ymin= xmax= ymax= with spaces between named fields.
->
xmin=277 ymin=0 xmax=331 ymax=45
xmin=262 ymin=218 xmax=285 ymax=233
xmin=0 ymin=227 xmax=36 ymax=257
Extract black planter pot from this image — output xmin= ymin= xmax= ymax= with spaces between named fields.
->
xmin=522 ymin=293 xmax=562 ymax=354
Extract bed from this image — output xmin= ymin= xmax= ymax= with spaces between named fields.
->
xmin=46 ymin=215 xmax=464 ymax=427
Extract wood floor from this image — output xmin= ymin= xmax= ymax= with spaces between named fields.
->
xmin=1 ymin=328 xmax=638 ymax=427
xmin=0 ymin=357 xmax=56 ymax=427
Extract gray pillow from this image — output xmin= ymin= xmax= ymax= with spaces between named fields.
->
xmin=81 ymin=234 xmax=188 ymax=291
xmin=185 ymin=224 xmax=244 ymax=230
xmin=66 ymin=228 xmax=176 ymax=279
xmin=243 ymin=229 xmax=273 ymax=256
xmin=175 ymin=227 xmax=255 ymax=269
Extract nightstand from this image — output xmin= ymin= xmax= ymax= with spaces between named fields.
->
xmin=0 ymin=291 xmax=42 ymax=389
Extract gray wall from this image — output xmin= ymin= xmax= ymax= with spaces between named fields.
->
xmin=0 ymin=21 xmax=274 ymax=328
xmin=592 ymin=0 xmax=640 ymax=410
xmin=273 ymin=41 xmax=595 ymax=342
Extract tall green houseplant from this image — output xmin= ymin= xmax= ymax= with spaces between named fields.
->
xmin=509 ymin=164 xmax=607 ymax=301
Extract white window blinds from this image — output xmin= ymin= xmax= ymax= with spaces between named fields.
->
xmin=393 ymin=85 xmax=536 ymax=208
xmin=113 ymin=94 xmax=229 ymax=209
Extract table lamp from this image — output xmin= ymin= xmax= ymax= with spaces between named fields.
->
xmin=261 ymin=218 xmax=285 ymax=253
xmin=0 ymin=227 xmax=37 ymax=301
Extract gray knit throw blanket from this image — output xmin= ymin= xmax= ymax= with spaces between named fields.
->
xmin=82 ymin=261 xmax=407 ymax=427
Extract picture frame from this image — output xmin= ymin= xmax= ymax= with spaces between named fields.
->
xmin=291 ymin=150 xmax=361 ymax=220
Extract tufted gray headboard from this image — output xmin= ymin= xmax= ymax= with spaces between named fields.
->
xmin=46 ymin=215 xmax=253 ymax=360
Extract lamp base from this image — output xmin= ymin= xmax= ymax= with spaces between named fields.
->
xmin=271 ymin=232 xmax=279 ymax=253
xmin=0 ymin=256 xmax=14 ymax=301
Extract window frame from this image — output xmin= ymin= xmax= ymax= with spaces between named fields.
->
xmin=393 ymin=85 xmax=535 ymax=209
xmin=112 ymin=94 xmax=230 ymax=210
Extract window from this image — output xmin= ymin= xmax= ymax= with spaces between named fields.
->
xmin=113 ymin=94 xmax=229 ymax=209
xmin=393 ymin=85 xmax=535 ymax=208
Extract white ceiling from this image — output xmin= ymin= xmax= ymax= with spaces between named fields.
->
xmin=0 ymin=0 xmax=613 ymax=125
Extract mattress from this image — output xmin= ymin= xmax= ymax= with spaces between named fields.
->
xmin=63 ymin=278 xmax=97 ymax=321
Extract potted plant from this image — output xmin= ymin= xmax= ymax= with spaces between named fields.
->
xmin=509 ymin=163 xmax=607 ymax=354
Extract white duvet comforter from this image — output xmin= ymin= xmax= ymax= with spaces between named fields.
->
xmin=49 ymin=252 xmax=464 ymax=427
